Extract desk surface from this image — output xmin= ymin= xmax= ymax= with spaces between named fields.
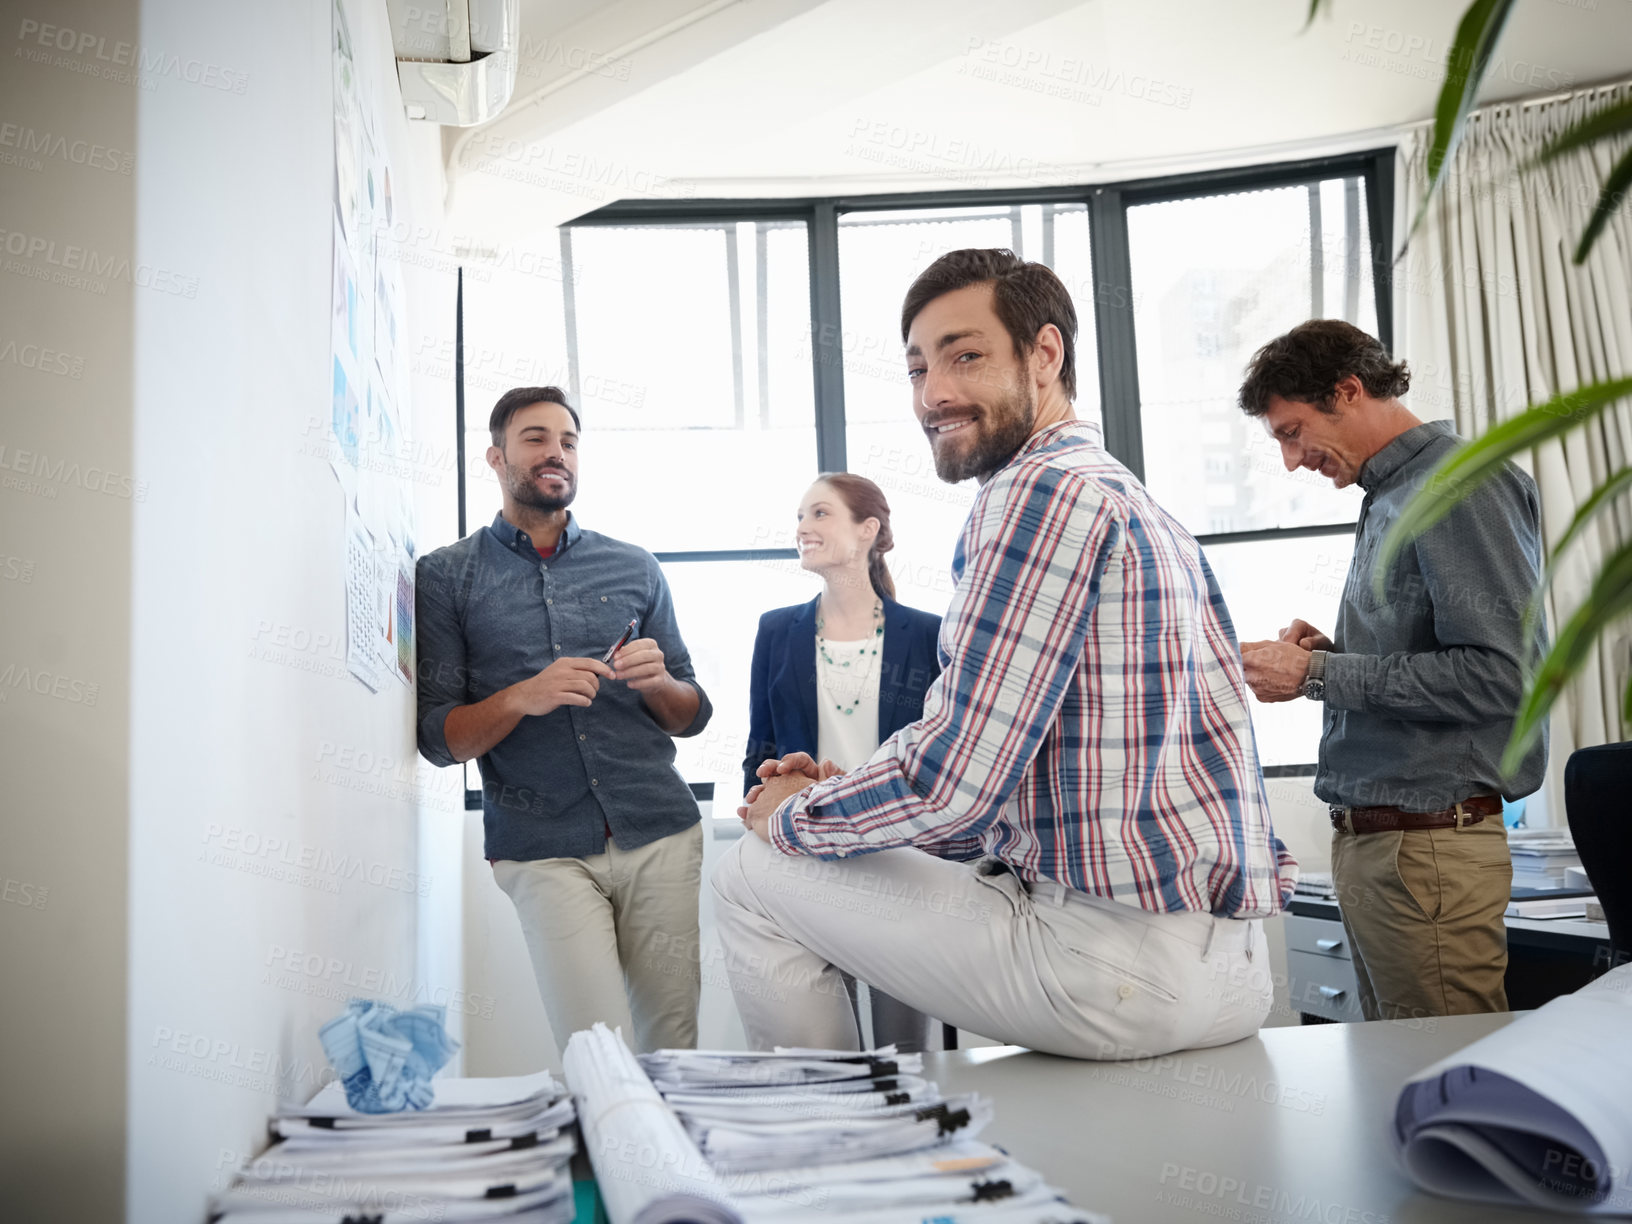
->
xmin=924 ymin=1013 xmax=1580 ymax=1224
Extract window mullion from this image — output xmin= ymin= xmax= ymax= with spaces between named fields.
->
xmin=1089 ymin=186 xmax=1143 ymax=482
xmin=809 ymin=202 xmax=846 ymax=473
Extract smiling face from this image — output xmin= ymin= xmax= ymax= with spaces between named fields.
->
xmin=489 ymin=400 xmax=578 ymax=511
xmin=1260 ymin=393 xmax=1369 ymax=490
xmin=905 ymin=283 xmax=1038 ymax=484
xmin=795 ymin=480 xmax=877 ymax=577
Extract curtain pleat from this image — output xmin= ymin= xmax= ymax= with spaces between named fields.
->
xmin=1394 ymin=83 xmax=1632 ymax=823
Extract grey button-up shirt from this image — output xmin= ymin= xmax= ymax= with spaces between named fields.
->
xmin=415 ymin=512 xmax=711 ymax=861
xmin=1319 ymin=420 xmax=1547 ymax=810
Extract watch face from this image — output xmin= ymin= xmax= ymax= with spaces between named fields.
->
xmin=1304 ymin=679 xmax=1326 ymax=701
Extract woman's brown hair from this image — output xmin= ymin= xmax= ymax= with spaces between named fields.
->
xmin=814 ymin=472 xmax=896 ymax=601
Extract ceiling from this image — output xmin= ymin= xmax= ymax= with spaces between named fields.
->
xmin=440 ymin=0 xmax=1632 ymax=241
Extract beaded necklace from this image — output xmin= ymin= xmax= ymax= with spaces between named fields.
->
xmin=815 ymin=597 xmax=883 ymax=716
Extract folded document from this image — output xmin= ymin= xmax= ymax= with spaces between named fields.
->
xmin=1394 ymin=963 xmax=1632 ymax=1214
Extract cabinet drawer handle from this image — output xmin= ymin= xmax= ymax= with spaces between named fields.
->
xmin=1318 ymin=986 xmax=1346 ymax=999
xmin=1316 ymin=938 xmax=1344 ymax=951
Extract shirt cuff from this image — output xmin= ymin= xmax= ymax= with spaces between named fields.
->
xmin=1322 ymin=652 xmax=1371 ymax=712
xmin=769 ymin=782 xmax=825 ymax=856
xmin=672 ymin=679 xmax=711 ymax=738
xmin=417 ymin=700 xmax=462 ymax=769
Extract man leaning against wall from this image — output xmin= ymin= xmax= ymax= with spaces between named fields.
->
xmin=414 ymin=387 xmax=712 ymax=1053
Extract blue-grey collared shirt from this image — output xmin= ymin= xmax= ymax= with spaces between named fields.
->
xmin=415 ymin=512 xmax=711 ymax=861
xmin=1319 ymin=420 xmax=1547 ymax=810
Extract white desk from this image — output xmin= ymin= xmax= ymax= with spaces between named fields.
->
xmin=922 ymin=1013 xmax=1582 ymax=1223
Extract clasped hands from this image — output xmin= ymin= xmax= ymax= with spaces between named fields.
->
xmin=1240 ymin=618 xmax=1335 ymax=703
xmin=738 ymin=752 xmax=844 ymax=843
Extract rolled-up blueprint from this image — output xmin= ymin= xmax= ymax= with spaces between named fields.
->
xmin=1394 ymin=963 xmax=1632 ymax=1214
xmin=563 ymin=1024 xmax=742 ymax=1224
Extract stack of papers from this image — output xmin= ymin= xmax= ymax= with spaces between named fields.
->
xmin=1292 ymin=871 xmax=1337 ymax=900
xmin=1506 ymin=894 xmax=1596 ymax=920
xmin=1394 ymin=962 xmax=1632 ymax=1214
xmin=209 ymin=1071 xmax=576 ymax=1223
xmin=1507 ymin=829 xmax=1583 ymax=889
xmin=639 ymin=1047 xmax=1106 ymax=1223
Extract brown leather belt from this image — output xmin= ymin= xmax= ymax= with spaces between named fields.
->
xmin=1329 ymin=794 xmax=1502 ymax=835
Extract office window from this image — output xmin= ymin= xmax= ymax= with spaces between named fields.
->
xmin=836 ymin=203 xmax=1099 ymax=612
xmin=445 ymin=150 xmax=1392 ymax=800
xmin=459 ymin=260 xmax=573 ymax=535
xmin=660 ymin=557 xmax=815 ymax=804
xmin=461 ymin=220 xmax=819 ymax=555
xmin=1128 ymin=178 xmax=1372 ymax=538
xmin=1122 ymin=172 xmax=1381 ymax=767
xmin=1202 ymin=534 xmax=1355 ymax=769
xmin=560 ymin=221 xmax=817 ymax=554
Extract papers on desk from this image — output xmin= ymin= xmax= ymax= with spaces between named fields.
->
xmin=1394 ymin=962 xmax=1632 ymax=1215
xmin=565 ymin=1027 xmax=1104 ymax=1223
xmin=646 ymin=1050 xmax=991 ymax=1175
xmin=1292 ymin=871 xmax=1337 ymax=901
xmin=1506 ymin=894 xmax=1596 ymax=920
xmin=635 ymin=1043 xmax=1105 ymax=1223
xmin=210 ymin=1070 xmax=576 ymax=1223
xmin=1508 ymin=828 xmax=1583 ymax=889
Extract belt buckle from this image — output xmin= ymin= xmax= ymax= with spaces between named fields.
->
xmin=1329 ymin=806 xmax=1354 ymax=834
xmin=1453 ymin=802 xmax=1477 ymax=830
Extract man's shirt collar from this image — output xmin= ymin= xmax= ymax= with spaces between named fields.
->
xmin=1358 ymin=420 xmax=1455 ymax=492
xmin=488 ymin=510 xmax=581 ymax=558
xmin=1012 ymin=417 xmax=1102 ymax=463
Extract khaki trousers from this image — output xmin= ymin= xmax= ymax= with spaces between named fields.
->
xmin=1330 ymin=817 xmax=1511 ymax=1021
xmin=711 ymin=835 xmax=1271 ymax=1060
xmin=493 ymin=823 xmax=703 ymax=1054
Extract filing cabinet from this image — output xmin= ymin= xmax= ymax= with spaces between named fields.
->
xmin=1283 ymin=913 xmax=1364 ymax=1022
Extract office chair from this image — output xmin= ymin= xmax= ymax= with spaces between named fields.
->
xmin=1564 ymin=741 xmax=1632 ymax=965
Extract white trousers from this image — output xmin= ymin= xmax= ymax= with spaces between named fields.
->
xmin=711 ymin=836 xmax=1271 ymax=1060
xmin=494 ymin=823 xmax=703 ymax=1054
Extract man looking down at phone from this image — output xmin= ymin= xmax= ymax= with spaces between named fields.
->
xmin=416 ymin=386 xmax=712 ymax=1053
xmin=713 ymin=251 xmax=1296 ymax=1060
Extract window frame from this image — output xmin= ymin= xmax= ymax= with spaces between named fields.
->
xmin=454 ymin=148 xmax=1396 ymax=803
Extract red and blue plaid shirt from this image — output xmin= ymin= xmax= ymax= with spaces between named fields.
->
xmin=772 ymin=421 xmax=1297 ymax=917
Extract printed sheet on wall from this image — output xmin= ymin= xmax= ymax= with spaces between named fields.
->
xmin=330 ymin=0 xmax=415 ymax=692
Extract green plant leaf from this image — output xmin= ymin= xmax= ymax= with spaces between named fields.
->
xmin=1402 ymin=0 xmax=1516 ymax=252
xmin=1575 ymin=146 xmax=1632 ymax=264
xmin=1530 ymin=96 xmax=1632 ymax=166
xmin=1501 ymin=538 xmax=1632 ymax=776
xmin=1374 ymin=378 xmax=1632 ymax=595
xmin=1303 ymin=0 xmax=1331 ymax=30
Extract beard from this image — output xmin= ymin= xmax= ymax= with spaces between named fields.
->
xmin=504 ymin=460 xmax=576 ymax=512
xmin=928 ymin=382 xmax=1037 ymax=484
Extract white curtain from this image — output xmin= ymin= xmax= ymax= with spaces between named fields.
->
xmin=1393 ymin=82 xmax=1632 ymax=823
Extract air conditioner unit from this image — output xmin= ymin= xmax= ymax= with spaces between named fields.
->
xmin=386 ymin=0 xmax=518 ymax=126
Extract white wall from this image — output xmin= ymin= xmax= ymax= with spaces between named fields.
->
xmin=124 ymin=1 xmax=460 ymax=1219
xmin=0 ymin=1 xmax=139 ymax=1216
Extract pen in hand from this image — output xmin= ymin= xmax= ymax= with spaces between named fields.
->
xmin=602 ymin=618 xmax=638 ymax=664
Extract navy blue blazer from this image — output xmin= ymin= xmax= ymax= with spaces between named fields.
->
xmin=743 ymin=595 xmax=943 ymax=797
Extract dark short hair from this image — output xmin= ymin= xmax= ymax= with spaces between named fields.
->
xmin=489 ymin=386 xmax=580 ymax=447
xmin=1238 ymin=320 xmax=1410 ymax=417
xmin=899 ymin=249 xmax=1078 ymax=400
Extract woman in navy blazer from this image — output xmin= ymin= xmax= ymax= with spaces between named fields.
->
xmin=741 ymin=473 xmax=943 ymax=1051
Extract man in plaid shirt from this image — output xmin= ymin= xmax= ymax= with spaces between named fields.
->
xmin=712 ymin=249 xmax=1297 ymax=1059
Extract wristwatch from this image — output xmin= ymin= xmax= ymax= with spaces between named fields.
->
xmin=1302 ymin=650 xmax=1328 ymax=702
